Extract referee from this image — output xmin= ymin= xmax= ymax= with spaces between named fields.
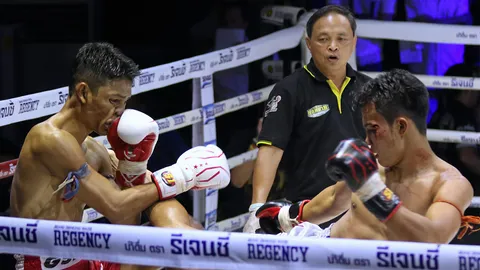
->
xmin=243 ymin=5 xmax=371 ymax=233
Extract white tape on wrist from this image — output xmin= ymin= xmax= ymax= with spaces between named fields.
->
xmin=278 ymin=205 xmax=297 ymax=232
xmin=355 ymin=172 xmax=386 ymax=202
xmin=118 ymin=160 xmax=148 ymax=175
xmin=249 ymin=203 xmax=264 ymax=212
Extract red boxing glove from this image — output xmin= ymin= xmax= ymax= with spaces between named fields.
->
xmin=107 ymin=109 xmax=159 ymax=188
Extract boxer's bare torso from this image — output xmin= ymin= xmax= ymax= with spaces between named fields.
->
xmin=10 ymin=119 xmax=114 ymax=222
xmin=331 ymin=157 xmax=466 ymax=241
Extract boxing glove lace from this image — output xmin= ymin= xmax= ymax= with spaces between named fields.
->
xmin=325 ymin=139 xmax=402 ymax=222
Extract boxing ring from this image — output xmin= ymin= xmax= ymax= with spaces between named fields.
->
xmin=1 ymin=6 xmax=480 ymax=269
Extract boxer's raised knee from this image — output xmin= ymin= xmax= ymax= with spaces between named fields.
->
xmin=147 ymin=199 xmax=197 ymax=230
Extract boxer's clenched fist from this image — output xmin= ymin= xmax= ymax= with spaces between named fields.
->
xmin=325 ymin=138 xmax=377 ymax=191
xmin=151 ymin=144 xmax=230 ymax=200
xmin=107 ymin=109 xmax=159 ymax=188
xmin=325 ymin=139 xmax=402 ymax=222
xmin=256 ymin=200 xmax=310 ymax=234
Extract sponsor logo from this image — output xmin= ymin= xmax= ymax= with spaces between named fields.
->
xmin=18 ymin=98 xmax=40 ymax=114
xmin=461 ymin=135 xmax=480 ymax=144
xmin=264 ymin=95 xmax=281 ymax=117
xmin=171 ymin=62 xmax=187 ymax=78
xmin=458 ymin=250 xmax=480 ymax=270
xmin=251 ymin=92 xmax=263 ymax=102
xmin=173 ymin=114 xmax=186 ymax=125
xmin=451 ymin=77 xmax=474 ymax=88
xmin=43 ymin=91 xmax=68 ymax=109
xmin=205 ymin=105 xmax=214 ymax=119
xmin=214 ymin=103 xmax=225 ymax=115
xmin=125 ymin=239 xmax=165 ymax=254
xmin=381 ymin=188 xmax=394 ymax=201
xmin=238 ymin=95 xmax=249 ymax=106
xmin=328 ymin=253 xmax=371 ymax=267
xmin=209 ymin=49 xmax=234 ymax=67
xmin=456 ymin=31 xmax=478 ymax=39
xmin=201 ymin=75 xmax=212 ymax=89
xmin=0 ymin=221 xmax=38 ymax=243
xmin=53 ymin=224 xmax=111 ymax=249
xmin=171 ymin=233 xmax=230 ymax=257
xmin=236 ymin=46 xmax=251 ymax=60
xmin=58 ymin=91 xmax=69 ymax=106
xmin=189 ymin=59 xmax=205 ymax=73
xmin=247 ymin=240 xmax=309 ymax=262
xmin=306 ymin=104 xmax=329 ymax=118
xmin=139 ymin=72 xmax=155 ymax=86
xmin=0 ymin=100 xmax=15 ymax=118
xmin=376 ymin=246 xmax=439 ymax=269
xmin=219 ymin=49 xmax=234 ymax=65
xmin=157 ymin=119 xmax=170 ymax=130
xmin=160 ymin=171 xmax=175 ymax=187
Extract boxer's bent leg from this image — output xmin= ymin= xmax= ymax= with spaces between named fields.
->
xmin=147 ymin=199 xmax=201 ymax=230
xmin=147 ymin=199 xmax=203 ymax=270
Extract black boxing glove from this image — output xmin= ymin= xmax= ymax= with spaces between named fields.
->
xmin=255 ymin=200 xmax=310 ymax=234
xmin=325 ymin=139 xmax=402 ymax=222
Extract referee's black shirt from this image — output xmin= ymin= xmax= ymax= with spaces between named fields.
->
xmin=257 ymin=58 xmax=371 ymax=202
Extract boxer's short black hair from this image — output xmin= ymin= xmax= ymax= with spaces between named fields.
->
xmin=306 ymin=5 xmax=356 ymax=38
xmin=353 ymin=69 xmax=430 ymax=135
xmin=69 ymin=42 xmax=140 ymax=96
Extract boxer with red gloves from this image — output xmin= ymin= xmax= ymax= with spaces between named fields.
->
xmin=107 ymin=109 xmax=231 ymax=200
xmin=107 ymin=109 xmax=159 ymax=187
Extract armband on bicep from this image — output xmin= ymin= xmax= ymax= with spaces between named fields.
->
xmin=53 ymin=163 xmax=91 ymax=202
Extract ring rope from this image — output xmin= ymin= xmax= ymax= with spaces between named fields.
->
xmin=0 ymin=215 xmax=477 ymax=269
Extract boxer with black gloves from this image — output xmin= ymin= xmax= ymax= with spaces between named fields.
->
xmin=257 ymin=69 xmax=475 ymax=243
xmin=325 ymin=139 xmax=402 ymax=222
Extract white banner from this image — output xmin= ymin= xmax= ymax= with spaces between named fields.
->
xmin=357 ymin=20 xmax=480 ymax=45
xmin=0 ymin=216 xmax=479 ymax=269
xmin=363 ymin=73 xmax=480 ymax=91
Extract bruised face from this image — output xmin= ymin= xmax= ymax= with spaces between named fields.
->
xmin=362 ymin=103 xmax=406 ymax=168
xmin=306 ymin=13 xmax=356 ymax=71
xmin=77 ymin=79 xmax=131 ymax=135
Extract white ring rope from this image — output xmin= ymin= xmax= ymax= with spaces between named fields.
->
xmin=0 ymin=216 xmax=477 ymax=270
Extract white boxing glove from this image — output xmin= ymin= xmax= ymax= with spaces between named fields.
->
xmin=151 ymin=144 xmax=230 ymax=200
xmin=243 ymin=203 xmax=263 ymax=233
xmin=107 ymin=109 xmax=159 ymax=188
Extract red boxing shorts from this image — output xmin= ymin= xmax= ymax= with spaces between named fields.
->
xmin=14 ymin=255 xmax=120 ymax=270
